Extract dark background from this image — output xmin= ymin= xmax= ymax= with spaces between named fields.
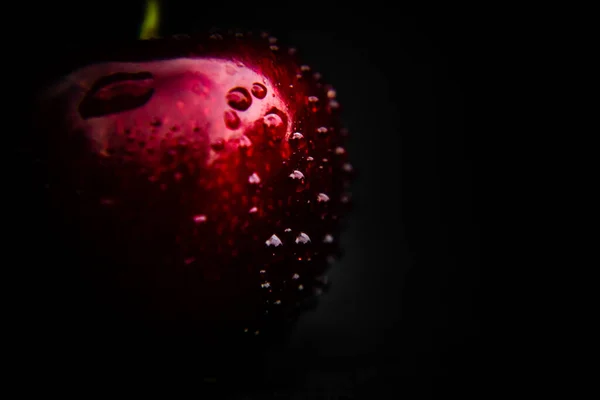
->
xmin=14 ymin=2 xmax=482 ymax=397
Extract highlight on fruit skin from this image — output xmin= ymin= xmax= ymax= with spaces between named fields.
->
xmin=34 ymin=30 xmax=354 ymax=343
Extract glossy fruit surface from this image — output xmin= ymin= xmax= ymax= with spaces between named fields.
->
xmin=33 ymin=31 xmax=353 ymax=350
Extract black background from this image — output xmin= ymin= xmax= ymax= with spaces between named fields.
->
xmin=13 ymin=1 xmax=482 ymax=397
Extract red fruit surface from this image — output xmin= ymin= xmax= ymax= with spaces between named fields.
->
xmin=34 ymin=31 xmax=353 ymax=344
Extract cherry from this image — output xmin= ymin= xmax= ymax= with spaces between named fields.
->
xmin=33 ymin=31 xmax=353 ymax=352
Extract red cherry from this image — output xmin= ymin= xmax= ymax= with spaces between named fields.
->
xmin=34 ymin=31 xmax=353 ymax=344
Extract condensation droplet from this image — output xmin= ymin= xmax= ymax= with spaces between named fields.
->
xmin=261 ymin=282 xmax=271 ymax=288
xmin=295 ymin=232 xmax=311 ymax=244
xmin=300 ymin=65 xmax=311 ymax=72
xmin=251 ymin=83 xmax=267 ymax=99
xmin=226 ymin=87 xmax=252 ymax=111
xmin=150 ymin=117 xmax=163 ymax=127
xmin=225 ymin=64 xmax=237 ymax=75
xmin=313 ymin=72 xmax=322 ymax=81
xmin=263 ymin=113 xmax=285 ymax=139
xmin=308 ymin=96 xmax=319 ymax=103
xmin=288 ymin=47 xmax=297 ymax=55
xmin=238 ymin=135 xmax=252 ymax=148
xmin=193 ymin=214 xmax=207 ymax=223
xmin=335 ymin=147 xmax=346 ymax=155
xmin=323 ymin=234 xmax=334 ymax=243
xmin=328 ymin=99 xmax=340 ymax=109
xmin=248 ymin=172 xmax=261 ymax=184
xmin=317 ymin=193 xmax=330 ymax=202
xmin=292 ymin=273 xmax=300 ymax=280
xmin=269 ymin=45 xmax=279 ymax=51
xmin=343 ymin=163 xmax=353 ymax=172
xmin=317 ymin=127 xmax=328 ymax=134
xmin=289 ymin=170 xmax=304 ymax=180
xmin=249 ymin=206 xmax=258 ymax=213
xmin=259 ymin=269 xmax=266 ymax=274
xmin=266 ymin=234 xmax=282 ymax=247
xmin=284 ymin=228 xmax=292 ymax=233
xmin=291 ymin=132 xmax=304 ymax=140
xmin=298 ymin=285 xmax=304 ymax=291
xmin=224 ymin=109 xmax=241 ymax=129
xmin=254 ymin=330 xmax=260 ymax=335
xmin=274 ymin=300 xmax=281 ymax=305
xmin=211 ymin=139 xmax=225 ymax=151
xmin=327 ymin=89 xmax=337 ymax=99
xmin=306 ymin=156 xmax=314 ymax=161
xmin=268 ymin=36 xmax=278 ymax=44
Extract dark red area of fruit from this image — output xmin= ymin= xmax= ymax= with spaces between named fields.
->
xmin=32 ymin=31 xmax=353 ymax=364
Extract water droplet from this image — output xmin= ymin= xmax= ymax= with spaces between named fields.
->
xmin=266 ymin=234 xmax=282 ymax=247
xmin=261 ymin=282 xmax=271 ymax=288
xmin=313 ymin=72 xmax=322 ymax=81
xmin=249 ymin=206 xmax=258 ymax=213
xmin=316 ymin=127 xmax=328 ymax=134
xmin=308 ymin=96 xmax=319 ymax=103
xmin=295 ymin=232 xmax=311 ymax=244
xmin=244 ymin=328 xmax=249 ymax=332
xmin=342 ymin=163 xmax=353 ymax=172
xmin=209 ymin=33 xmax=223 ymax=40
xmin=193 ymin=214 xmax=207 ymax=223
xmin=323 ymin=234 xmax=334 ymax=243
xmin=268 ymin=36 xmax=278 ymax=44
xmin=224 ymin=109 xmax=241 ymax=129
xmin=284 ymin=228 xmax=292 ymax=233
xmin=269 ymin=45 xmax=279 ymax=51
xmin=289 ymin=170 xmax=304 ymax=180
xmin=248 ymin=172 xmax=261 ymax=184
xmin=251 ymin=83 xmax=267 ymax=99
xmin=317 ymin=193 xmax=330 ymax=202
xmin=238 ymin=135 xmax=252 ymax=148
xmin=300 ymin=65 xmax=311 ymax=72
xmin=211 ymin=139 xmax=225 ymax=151
xmin=328 ymin=99 xmax=340 ymax=109
xmin=306 ymin=156 xmax=314 ymax=161
xmin=291 ymin=132 xmax=304 ymax=140
xmin=263 ymin=113 xmax=285 ymax=139
xmin=150 ymin=117 xmax=162 ymax=127
xmin=289 ymin=132 xmax=306 ymax=148
xmin=327 ymin=89 xmax=337 ymax=99
xmin=225 ymin=64 xmax=237 ymax=75
xmin=335 ymin=146 xmax=346 ymax=155
xmin=274 ymin=300 xmax=282 ymax=305
xmin=226 ymin=87 xmax=252 ymax=111
xmin=292 ymin=273 xmax=300 ymax=280
xmin=259 ymin=269 xmax=266 ymax=274
xmin=298 ymin=285 xmax=304 ymax=291
xmin=288 ymin=47 xmax=297 ymax=55
xmin=254 ymin=330 xmax=260 ymax=335
xmin=341 ymin=194 xmax=350 ymax=204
